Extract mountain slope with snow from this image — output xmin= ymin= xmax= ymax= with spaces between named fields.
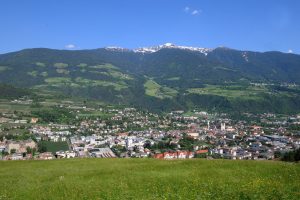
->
xmin=133 ymin=43 xmax=213 ymax=55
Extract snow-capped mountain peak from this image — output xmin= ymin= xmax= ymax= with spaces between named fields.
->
xmin=104 ymin=43 xmax=213 ymax=55
xmin=161 ymin=43 xmax=176 ymax=47
xmin=133 ymin=43 xmax=213 ymax=55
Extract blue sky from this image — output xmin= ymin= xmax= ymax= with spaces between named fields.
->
xmin=0 ymin=0 xmax=299 ymax=54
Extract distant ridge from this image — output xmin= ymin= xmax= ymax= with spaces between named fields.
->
xmin=1 ymin=44 xmax=300 ymax=113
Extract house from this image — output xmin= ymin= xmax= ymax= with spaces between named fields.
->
xmin=153 ymin=151 xmax=195 ymax=159
xmin=210 ymin=148 xmax=223 ymax=155
xmin=249 ymin=142 xmax=262 ymax=152
xmin=11 ymin=153 xmax=23 ymax=160
xmin=76 ymin=151 xmax=87 ymax=158
xmin=22 ymin=139 xmax=37 ymax=151
xmin=7 ymin=139 xmax=37 ymax=154
xmin=187 ymin=132 xmax=199 ymax=139
xmin=251 ymin=125 xmax=263 ymax=135
xmin=31 ymin=118 xmax=39 ymax=124
xmin=7 ymin=141 xmax=20 ymax=153
xmin=56 ymin=151 xmax=66 ymax=158
xmin=39 ymin=152 xmax=54 ymax=160
xmin=163 ymin=152 xmax=177 ymax=159
xmin=26 ymin=153 xmax=33 ymax=160
xmin=66 ymin=151 xmax=76 ymax=158
xmin=0 ymin=139 xmax=7 ymax=152
xmin=89 ymin=148 xmax=116 ymax=158
xmin=195 ymin=149 xmax=208 ymax=154
xmin=14 ymin=120 xmax=27 ymax=124
xmin=153 ymin=153 xmax=164 ymax=159
xmin=56 ymin=151 xmax=76 ymax=158
xmin=226 ymin=133 xmax=236 ymax=140
xmin=0 ymin=117 xmax=12 ymax=123
xmin=177 ymin=151 xmax=189 ymax=159
xmin=187 ymin=151 xmax=194 ymax=158
xmin=236 ymin=150 xmax=252 ymax=160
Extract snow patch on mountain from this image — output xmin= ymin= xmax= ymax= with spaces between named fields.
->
xmin=134 ymin=43 xmax=213 ymax=55
xmin=242 ymin=52 xmax=249 ymax=62
xmin=104 ymin=43 xmax=213 ymax=55
xmin=105 ymin=46 xmax=131 ymax=52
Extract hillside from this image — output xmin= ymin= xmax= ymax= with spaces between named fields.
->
xmin=1 ymin=45 xmax=300 ymax=113
xmin=0 ymin=84 xmax=32 ymax=99
xmin=0 ymin=159 xmax=299 ymax=199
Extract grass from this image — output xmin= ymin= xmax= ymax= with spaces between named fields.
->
xmin=77 ymin=63 xmax=87 ymax=68
xmin=88 ymin=63 xmax=133 ymax=80
xmin=39 ymin=141 xmax=69 ymax=154
xmin=43 ymin=77 xmax=128 ymax=90
xmin=166 ymin=77 xmax=180 ymax=81
xmin=0 ymin=66 xmax=11 ymax=72
xmin=40 ymin=71 xmax=48 ymax=77
xmin=0 ymin=159 xmax=299 ymax=199
xmin=56 ymin=68 xmax=70 ymax=75
xmin=74 ymin=77 xmax=128 ymax=90
xmin=45 ymin=77 xmax=72 ymax=84
xmin=35 ymin=62 xmax=46 ymax=67
xmin=34 ymin=64 xmax=137 ymax=93
xmin=188 ymin=84 xmax=268 ymax=100
xmin=144 ymin=79 xmax=161 ymax=97
xmin=88 ymin=63 xmax=119 ymax=70
xmin=27 ymin=71 xmax=38 ymax=77
xmin=0 ymin=100 xmax=34 ymax=113
xmin=144 ymin=79 xmax=178 ymax=99
xmin=54 ymin=63 xmax=68 ymax=68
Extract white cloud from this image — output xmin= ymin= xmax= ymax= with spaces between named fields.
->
xmin=191 ymin=10 xmax=200 ymax=15
xmin=184 ymin=6 xmax=201 ymax=16
xmin=65 ymin=44 xmax=76 ymax=49
xmin=184 ymin=6 xmax=190 ymax=12
xmin=288 ymin=49 xmax=293 ymax=53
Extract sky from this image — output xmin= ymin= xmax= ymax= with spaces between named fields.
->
xmin=0 ymin=0 xmax=299 ymax=54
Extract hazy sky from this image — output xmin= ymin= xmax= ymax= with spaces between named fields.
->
xmin=0 ymin=0 xmax=299 ymax=54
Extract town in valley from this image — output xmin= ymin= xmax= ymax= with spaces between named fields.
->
xmin=1 ymin=96 xmax=299 ymax=161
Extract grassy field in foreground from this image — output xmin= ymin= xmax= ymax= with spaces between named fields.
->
xmin=0 ymin=159 xmax=299 ymax=200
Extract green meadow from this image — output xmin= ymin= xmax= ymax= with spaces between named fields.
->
xmin=187 ymin=84 xmax=268 ymax=100
xmin=144 ymin=79 xmax=178 ymax=99
xmin=0 ymin=159 xmax=299 ymax=200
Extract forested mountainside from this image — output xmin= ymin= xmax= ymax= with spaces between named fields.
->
xmin=1 ymin=45 xmax=300 ymax=113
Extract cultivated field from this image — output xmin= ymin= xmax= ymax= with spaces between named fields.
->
xmin=0 ymin=159 xmax=299 ymax=200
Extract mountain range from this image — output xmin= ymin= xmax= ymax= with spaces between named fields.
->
xmin=1 ymin=43 xmax=300 ymax=113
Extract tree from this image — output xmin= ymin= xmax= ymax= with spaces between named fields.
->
xmin=295 ymin=148 xmax=300 ymax=161
xmin=26 ymin=146 xmax=32 ymax=154
xmin=32 ymin=148 xmax=37 ymax=156
xmin=282 ymin=149 xmax=300 ymax=162
xmin=38 ymin=142 xmax=47 ymax=153
xmin=195 ymin=153 xmax=207 ymax=158
xmin=274 ymin=151 xmax=282 ymax=159
xmin=179 ymin=133 xmax=196 ymax=151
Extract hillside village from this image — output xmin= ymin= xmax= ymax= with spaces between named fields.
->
xmin=1 ymin=98 xmax=300 ymax=161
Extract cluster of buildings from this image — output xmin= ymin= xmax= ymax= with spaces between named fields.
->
xmin=154 ymin=150 xmax=208 ymax=159
xmin=1 ymin=103 xmax=300 ymax=161
xmin=0 ymin=138 xmax=37 ymax=160
xmin=0 ymin=138 xmax=36 ymax=154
